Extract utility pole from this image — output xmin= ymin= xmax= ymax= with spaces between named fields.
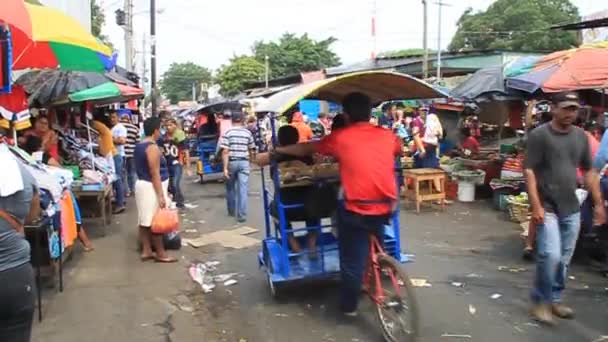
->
xmin=141 ymin=34 xmax=147 ymax=111
xmin=123 ymin=0 xmax=134 ymax=71
xmin=371 ymin=0 xmax=377 ymax=60
xmin=422 ymin=0 xmax=429 ymax=79
xmin=150 ymin=0 xmax=157 ymax=117
xmin=192 ymin=82 xmax=196 ymax=102
xmin=264 ymin=55 xmax=269 ymax=89
xmin=435 ymin=1 xmax=450 ymax=81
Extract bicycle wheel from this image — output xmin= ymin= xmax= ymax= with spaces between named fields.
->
xmin=373 ymin=254 xmax=419 ymax=342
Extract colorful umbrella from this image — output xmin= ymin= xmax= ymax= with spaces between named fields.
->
xmin=0 ymin=1 xmax=114 ymax=72
xmin=69 ymin=82 xmax=144 ymax=103
xmin=506 ymin=43 xmax=608 ymax=93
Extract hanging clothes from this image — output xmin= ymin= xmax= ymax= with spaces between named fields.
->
xmin=60 ymin=191 xmax=77 ymax=248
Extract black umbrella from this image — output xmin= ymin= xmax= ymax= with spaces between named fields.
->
xmin=15 ymin=69 xmax=135 ymax=106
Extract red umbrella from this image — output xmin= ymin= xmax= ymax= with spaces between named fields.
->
xmin=1 ymin=0 xmax=33 ymax=39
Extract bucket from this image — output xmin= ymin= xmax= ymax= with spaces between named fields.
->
xmin=457 ymin=181 xmax=475 ymax=202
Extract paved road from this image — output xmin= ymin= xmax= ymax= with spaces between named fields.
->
xmin=32 ymin=172 xmax=608 ymax=342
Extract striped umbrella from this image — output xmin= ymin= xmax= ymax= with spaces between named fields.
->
xmin=506 ymin=42 xmax=608 ymax=93
xmin=0 ymin=0 xmax=114 ymax=72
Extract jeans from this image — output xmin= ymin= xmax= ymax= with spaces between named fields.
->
xmin=123 ymin=157 xmax=136 ymax=194
xmin=0 ymin=263 xmax=35 ymax=342
xmin=113 ymin=154 xmax=125 ymax=208
xmin=337 ymin=208 xmax=387 ymax=313
xmin=170 ymin=164 xmax=184 ymax=207
xmin=225 ymin=160 xmax=250 ymax=220
xmin=532 ymin=211 xmax=581 ymax=304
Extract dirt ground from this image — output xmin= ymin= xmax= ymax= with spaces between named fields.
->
xmin=32 ymin=173 xmax=608 ymax=342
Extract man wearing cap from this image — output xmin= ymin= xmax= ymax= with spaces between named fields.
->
xmin=219 ymin=111 xmax=256 ymax=223
xmin=525 ymin=91 xmax=605 ymax=324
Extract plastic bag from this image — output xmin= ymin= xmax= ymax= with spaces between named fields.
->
xmin=151 ymin=208 xmax=179 ymax=234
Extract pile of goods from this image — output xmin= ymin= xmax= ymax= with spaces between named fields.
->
xmin=505 ymin=192 xmax=530 ymax=223
xmin=501 ymin=155 xmax=524 ymax=179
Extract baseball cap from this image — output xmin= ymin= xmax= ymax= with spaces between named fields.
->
xmin=222 ymin=109 xmax=233 ymax=118
xmin=551 ymin=92 xmax=581 ymax=109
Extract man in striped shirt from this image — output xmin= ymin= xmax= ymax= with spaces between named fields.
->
xmin=121 ymin=114 xmax=140 ymax=197
xmin=219 ymin=111 xmax=256 ymax=223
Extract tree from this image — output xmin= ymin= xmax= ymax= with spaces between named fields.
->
xmin=253 ymin=33 xmax=341 ymax=78
xmin=379 ymin=48 xmax=437 ymax=58
xmin=90 ymin=0 xmax=113 ymax=49
xmin=160 ymin=62 xmax=212 ymax=104
xmin=449 ymin=0 xmax=579 ymax=52
xmin=216 ymin=56 xmax=265 ymax=97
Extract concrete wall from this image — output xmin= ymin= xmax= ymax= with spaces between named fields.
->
xmin=40 ymin=0 xmax=92 ymax=32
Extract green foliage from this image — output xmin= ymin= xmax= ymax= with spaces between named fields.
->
xmin=449 ymin=0 xmax=580 ymax=52
xmin=216 ymin=56 xmax=265 ymax=97
xmin=160 ymin=62 xmax=212 ymax=104
xmin=91 ymin=0 xmax=113 ymax=49
xmin=253 ymin=33 xmax=341 ymax=78
xmin=379 ymin=48 xmax=437 ymax=58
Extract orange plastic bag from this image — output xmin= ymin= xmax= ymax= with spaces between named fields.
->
xmin=151 ymin=208 xmax=179 ymax=234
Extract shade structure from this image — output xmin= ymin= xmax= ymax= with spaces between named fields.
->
xmin=256 ymin=71 xmax=447 ymax=115
xmin=0 ymin=1 xmax=114 ymax=72
xmin=69 ymin=82 xmax=144 ymax=103
xmin=450 ymin=66 xmax=528 ymax=102
xmin=506 ymin=43 xmax=608 ymax=93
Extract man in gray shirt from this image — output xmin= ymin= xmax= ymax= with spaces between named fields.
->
xmin=525 ymin=92 xmax=605 ymax=324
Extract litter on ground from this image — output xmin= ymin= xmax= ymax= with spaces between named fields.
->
xmin=490 ymin=293 xmax=502 ymax=300
xmin=410 ymin=278 xmax=432 ymax=287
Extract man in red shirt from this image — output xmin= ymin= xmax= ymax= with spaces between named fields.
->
xmin=274 ymin=92 xmax=402 ymax=315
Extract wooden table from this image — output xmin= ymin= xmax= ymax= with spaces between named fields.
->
xmin=72 ymin=184 xmax=112 ymax=235
xmin=403 ymin=168 xmax=446 ymax=213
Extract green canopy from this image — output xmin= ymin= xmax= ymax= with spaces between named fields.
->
xmin=69 ymin=82 xmax=120 ymax=102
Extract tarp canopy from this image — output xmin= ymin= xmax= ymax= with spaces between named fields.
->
xmin=506 ymin=42 xmax=608 ymax=93
xmin=450 ymin=66 xmax=526 ymax=101
xmin=255 ymin=71 xmax=447 ymax=115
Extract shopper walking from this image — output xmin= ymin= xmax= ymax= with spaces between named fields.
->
xmin=220 ymin=111 xmax=256 ymax=223
xmin=121 ymin=114 xmax=140 ymax=197
xmin=525 ymin=92 xmax=605 ymax=324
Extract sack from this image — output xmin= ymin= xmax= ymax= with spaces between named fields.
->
xmin=151 ymin=208 xmax=179 ymax=234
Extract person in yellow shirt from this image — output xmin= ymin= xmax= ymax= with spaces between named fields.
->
xmin=92 ymin=116 xmax=125 ymax=213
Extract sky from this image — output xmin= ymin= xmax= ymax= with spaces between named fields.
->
xmin=102 ymin=0 xmax=605 ymax=77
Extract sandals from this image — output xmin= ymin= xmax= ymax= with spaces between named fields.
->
xmin=140 ymin=254 xmax=155 ymax=262
xmin=154 ymin=256 xmax=178 ymax=263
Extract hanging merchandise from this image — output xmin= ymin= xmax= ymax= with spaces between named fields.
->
xmin=0 ymin=85 xmax=30 ymax=131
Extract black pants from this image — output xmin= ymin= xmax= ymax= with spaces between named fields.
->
xmin=0 ymin=263 xmax=35 ymax=342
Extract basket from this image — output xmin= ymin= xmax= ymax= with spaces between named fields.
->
xmin=506 ymin=198 xmax=531 ymax=223
xmin=453 ymin=169 xmax=486 ymax=185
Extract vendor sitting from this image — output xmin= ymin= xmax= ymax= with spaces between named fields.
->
xmin=460 ymin=128 xmax=480 ymax=156
xmin=22 ymin=135 xmax=61 ymax=167
xmin=256 ymin=125 xmax=322 ymax=256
